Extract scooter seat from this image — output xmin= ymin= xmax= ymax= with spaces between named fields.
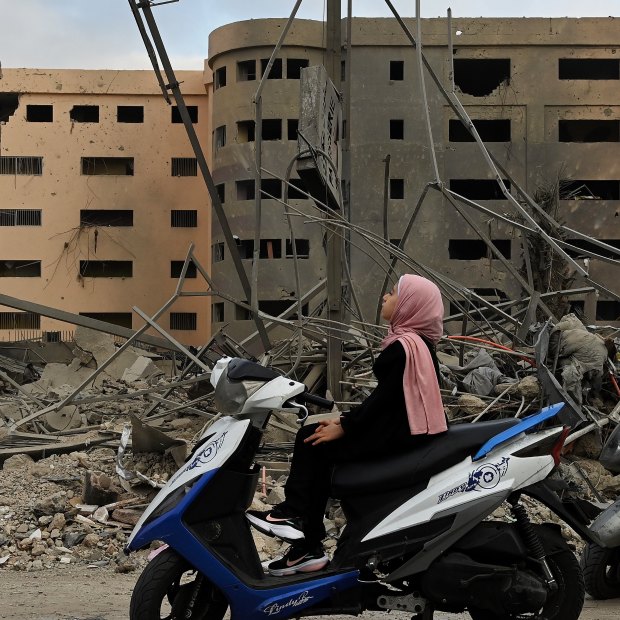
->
xmin=332 ymin=418 xmax=520 ymax=497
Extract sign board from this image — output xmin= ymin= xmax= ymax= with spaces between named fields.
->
xmin=296 ymin=65 xmax=342 ymax=211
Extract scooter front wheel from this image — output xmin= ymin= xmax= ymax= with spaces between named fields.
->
xmin=130 ymin=548 xmax=228 ymax=620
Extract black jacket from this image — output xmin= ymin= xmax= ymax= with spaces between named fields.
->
xmin=339 ymin=339 xmax=442 ymax=454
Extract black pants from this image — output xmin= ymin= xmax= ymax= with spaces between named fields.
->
xmin=281 ymin=423 xmax=432 ymax=546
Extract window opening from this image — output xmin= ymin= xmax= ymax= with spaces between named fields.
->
xmin=0 ymin=156 xmax=43 ymax=175
xmin=287 ymin=58 xmax=309 ymax=79
xmin=565 ymin=239 xmax=620 ymax=259
xmin=448 ymin=239 xmax=511 ymax=260
xmin=341 ymin=60 xmax=346 ymax=82
xmin=568 ymin=300 xmax=585 ymax=317
xmin=596 ymin=300 xmax=620 ymax=321
xmin=216 ymin=183 xmax=225 ymax=204
xmin=449 ymin=119 xmax=511 ymax=142
xmin=389 ymin=238 xmax=402 ymax=260
xmin=171 ymin=157 xmax=197 ymax=177
xmin=236 ymin=180 xmax=255 ymax=201
xmin=390 ymin=60 xmax=404 ymax=81
xmin=212 ymin=243 xmax=225 ymax=263
xmin=212 ymin=303 xmax=225 ymax=323
xmin=262 ymin=119 xmax=282 ymax=141
xmin=170 ymin=312 xmax=197 ymax=330
xmin=288 ymin=178 xmax=307 ymax=199
xmin=288 ymin=119 xmax=299 ymax=141
xmin=70 ymin=105 xmax=99 ymax=123
xmin=389 ymin=178 xmax=404 ymax=199
xmin=559 ymin=120 xmax=620 ymax=143
xmin=79 ymin=261 xmax=132 ymax=278
xmin=236 ymin=239 xmax=254 ymax=259
xmin=454 ymin=59 xmax=510 ymax=96
xmin=237 ymin=60 xmax=257 ymax=82
xmin=80 ymin=210 xmax=133 ymax=227
xmin=259 ymin=239 xmax=282 ymax=259
xmin=214 ymin=125 xmax=226 ymax=149
xmin=171 ymin=210 xmax=198 ymax=227
xmin=559 ymin=58 xmax=619 ymax=80
xmin=235 ymin=304 xmax=251 ymax=321
xmin=0 ymin=209 xmax=42 ymax=226
xmin=82 ymin=157 xmax=134 ymax=176
xmin=261 ymin=58 xmax=282 ymax=79
xmin=449 ymin=179 xmax=510 ymax=200
xmin=117 ymin=106 xmax=144 ymax=123
xmin=261 ymin=178 xmax=282 ymax=199
xmin=214 ymin=66 xmax=227 ymax=89
xmin=0 ymin=260 xmax=41 ymax=277
xmin=0 ymin=93 xmax=19 ymax=122
xmin=286 ymin=239 xmax=310 ymax=258
xmin=26 ymin=104 xmax=53 ymax=122
xmin=171 ymin=106 xmax=198 ymax=123
xmin=79 ymin=312 xmax=132 ymax=328
xmin=0 ymin=312 xmax=40 ymax=330
xmin=170 ymin=261 xmax=197 ymax=278
xmin=390 ymin=119 xmax=404 ymax=140
xmin=237 ymin=120 xmax=256 ymax=142
xmin=560 ymin=180 xmax=620 ymax=201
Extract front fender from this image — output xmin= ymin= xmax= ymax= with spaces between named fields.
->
xmin=521 ymin=481 xmax=605 ymax=547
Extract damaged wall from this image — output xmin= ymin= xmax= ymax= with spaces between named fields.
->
xmin=207 ymin=17 xmax=620 ymax=337
xmin=0 ymin=69 xmax=212 ymax=345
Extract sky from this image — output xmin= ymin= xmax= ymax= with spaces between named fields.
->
xmin=0 ymin=0 xmax=616 ymax=71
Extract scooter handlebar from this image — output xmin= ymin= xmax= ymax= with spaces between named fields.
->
xmin=302 ymin=392 xmax=335 ymax=410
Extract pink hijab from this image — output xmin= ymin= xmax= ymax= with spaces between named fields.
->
xmin=382 ymin=274 xmax=447 ymax=435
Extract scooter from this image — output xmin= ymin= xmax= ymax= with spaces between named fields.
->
xmin=126 ymin=355 xmax=613 ymax=619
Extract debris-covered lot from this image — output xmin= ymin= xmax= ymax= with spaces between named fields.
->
xmin=1 ymin=312 xmax=619 ymax=576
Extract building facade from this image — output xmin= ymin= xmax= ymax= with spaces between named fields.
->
xmin=208 ymin=17 xmax=620 ymax=339
xmin=0 ymin=68 xmax=213 ymax=345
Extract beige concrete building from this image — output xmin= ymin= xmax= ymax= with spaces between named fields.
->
xmin=208 ymin=17 xmax=620 ymax=339
xmin=0 ymin=68 xmax=213 ymax=345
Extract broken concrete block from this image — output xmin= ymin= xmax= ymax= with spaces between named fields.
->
xmin=111 ymin=508 xmax=141 ymax=526
xmin=517 ymin=375 xmax=540 ymax=399
xmin=83 ymin=471 xmax=119 ymax=506
xmin=121 ymin=356 xmax=162 ymax=384
xmin=44 ymin=405 xmax=82 ymax=432
xmin=265 ymin=486 xmax=286 ymax=505
xmin=457 ymin=394 xmax=486 ymax=415
xmin=2 ymin=454 xmax=35 ymax=471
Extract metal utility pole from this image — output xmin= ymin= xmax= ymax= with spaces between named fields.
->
xmin=325 ymin=0 xmax=343 ymax=400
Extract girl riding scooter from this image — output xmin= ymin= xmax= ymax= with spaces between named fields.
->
xmin=248 ymin=274 xmax=449 ymax=575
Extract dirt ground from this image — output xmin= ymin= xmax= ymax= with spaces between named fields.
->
xmin=0 ymin=565 xmax=618 ymax=620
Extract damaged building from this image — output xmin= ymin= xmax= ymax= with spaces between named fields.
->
xmin=208 ymin=17 xmax=620 ymax=339
xmin=0 ymin=69 xmax=212 ymax=344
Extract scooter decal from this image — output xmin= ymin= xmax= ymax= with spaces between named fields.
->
xmin=437 ymin=457 xmax=510 ymax=503
xmin=185 ymin=432 xmax=228 ymax=471
xmin=262 ymin=591 xmax=313 ymax=616
xmin=465 ymin=456 xmax=510 ymax=492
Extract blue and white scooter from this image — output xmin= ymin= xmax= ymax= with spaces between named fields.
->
xmin=126 ymin=356 xmax=615 ymax=619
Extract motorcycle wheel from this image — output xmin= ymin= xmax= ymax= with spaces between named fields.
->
xmin=467 ymin=548 xmax=584 ymax=620
xmin=129 ymin=548 xmax=228 ymax=620
xmin=581 ymin=541 xmax=620 ymax=600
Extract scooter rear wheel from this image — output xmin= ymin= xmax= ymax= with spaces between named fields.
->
xmin=129 ymin=548 xmax=228 ymax=620
xmin=581 ymin=541 xmax=620 ymax=600
xmin=467 ymin=547 xmax=584 ymax=620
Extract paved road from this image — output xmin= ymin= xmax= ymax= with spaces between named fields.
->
xmin=0 ymin=565 xmax=618 ymax=619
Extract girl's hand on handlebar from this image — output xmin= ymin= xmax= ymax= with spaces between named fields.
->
xmin=304 ymin=420 xmax=345 ymax=445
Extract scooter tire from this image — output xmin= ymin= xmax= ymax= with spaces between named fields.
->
xmin=129 ymin=548 xmax=228 ymax=620
xmin=468 ymin=548 xmax=584 ymax=620
xmin=581 ymin=541 xmax=620 ymax=600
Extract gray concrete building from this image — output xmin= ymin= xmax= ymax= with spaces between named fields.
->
xmin=208 ymin=17 xmax=620 ymax=340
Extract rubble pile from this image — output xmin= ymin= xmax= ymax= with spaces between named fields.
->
xmin=0 ymin=309 xmax=619 ymax=573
